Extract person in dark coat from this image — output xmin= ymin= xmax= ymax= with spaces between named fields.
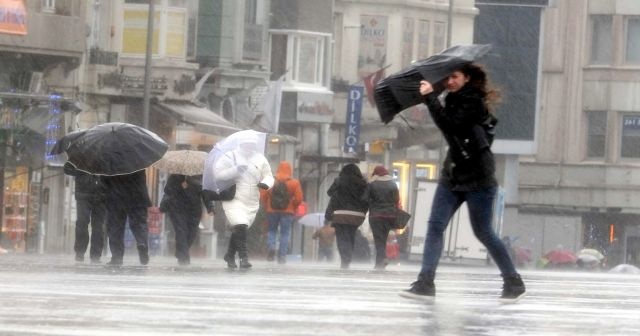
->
xmin=325 ymin=163 xmax=369 ymax=269
xmin=160 ymin=174 xmax=214 ymax=265
xmin=102 ymin=170 xmax=151 ymax=266
xmin=400 ymin=63 xmax=525 ymax=303
xmin=64 ymin=162 xmax=106 ymax=263
xmin=365 ymin=165 xmax=400 ymax=269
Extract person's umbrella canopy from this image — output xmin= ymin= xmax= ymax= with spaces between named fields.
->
xmin=544 ymin=249 xmax=577 ymax=265
xmin=298 ymin=212 xmax=325 ymax=228
xmin=66 ymin=122 xmax=168 ymax=176
xmin=153 ymin=150 xmax=207 ymax=176
xmin=578 ymin=248 xmax=605 ymax=261
xmin=374 ymin=44 xmax=492 ymax=124
xmin=203 ymin=129 xmax=267 ymax=193
xmin=49 ymin=129 xmax=86 ymax=155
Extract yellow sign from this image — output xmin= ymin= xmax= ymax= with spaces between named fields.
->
xmin=0 ymin=0 xmax=27 ymax=35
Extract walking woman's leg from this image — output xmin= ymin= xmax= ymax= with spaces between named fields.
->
xmin=370 ymin=217 xmax=388 ymax=267
xmin=420 ymin=183 xmax=463 ymax=276
xmin=334 ymin=224 xmax=351 ymax=268
xmin=465 ymin=186 xmax=517 ymax=275
xmin=401 ymin=183 xmax=462 ymax=300
xmin=466 ymin=186 xmax=525 ymax=301
xmin=170 ymin=212 xmax=189 ymax=264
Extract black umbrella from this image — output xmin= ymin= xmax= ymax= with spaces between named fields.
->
xmin=49 ymin=129 xmax=86 ymax=155
xmin=65 ymin=122 xmax=168 ymax=176
xmin=375 ymin=44 xmax=492 ymax=124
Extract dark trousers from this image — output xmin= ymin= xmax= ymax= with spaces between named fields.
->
xmin=420 ymin=184 xmax=517 ymax=276
xmin=370 ymin=217 xmax=394 ymax=266
xmin=168 ymin=212 xmax=200 ymax=263
xmin=334 ymin=224 xmax=358 ymax=266
xmin=106 ymin=205 xmax=148 ymax=261
xmin=226 ymin=224 xmax=249 ymax=259
xmin=74 ymin=198 xmax=106 ymax=259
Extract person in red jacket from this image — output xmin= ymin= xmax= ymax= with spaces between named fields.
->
xmin=260 ymin=161 xmax=303 ymax=264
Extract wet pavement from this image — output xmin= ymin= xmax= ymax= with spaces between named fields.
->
xmin=0 ymin=254 xmax=639 ymax=335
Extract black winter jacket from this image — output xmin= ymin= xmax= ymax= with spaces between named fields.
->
xmin=63 ymin=162 xmax=105 ymax=201
xmin=366 ymin=175 xmax=399 ymax=218
xmin=423 ymin=86 xmax=498 ymax=191
xmin=325 ymin=164 xmax=369 ymax=225
xmin=162 ymin=174 xmax=213 ymax=217
xmin=101 ymin=170 xmax=152 ymax=209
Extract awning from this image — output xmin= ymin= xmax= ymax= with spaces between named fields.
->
xmin=156 ymin=102 xmax=241 ymax=136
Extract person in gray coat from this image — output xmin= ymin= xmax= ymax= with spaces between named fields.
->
xmin=365 ymin=165 xmax=400 ymax=269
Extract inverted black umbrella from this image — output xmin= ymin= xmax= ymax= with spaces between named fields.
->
xmin=375 ymin=44 xmax=492 ymax=124
xmin=49 ymin=129 xmax=86 ymax=155
xmin=66 ymin=122 xmax=168 ymax=176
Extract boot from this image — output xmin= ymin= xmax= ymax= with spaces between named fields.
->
xmin=239 ymin=257 xmax=252 ymax=269
xmin=235 ymin=225 xmax=251 ymax=269
xmin=224 ymin=253 xmax=238 ymax=269
xmin=399 ymin=272 xmax=435 ymax=301
xmin=266 ymin=249 xmax=276 ymax=261
xmin=500 ymin=274 xmax=526 ymax=303
xmin=137 ymin=244 xmax=149 ymax=265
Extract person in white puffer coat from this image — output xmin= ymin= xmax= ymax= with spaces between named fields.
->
xmin=214 ymin=135 xmax=273 ymax=269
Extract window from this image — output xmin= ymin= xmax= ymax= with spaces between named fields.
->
xmin=417 ymin=20 xmax=430 ymax=59
xmin=433 ymin=21 xmax=446 ymax=54
xmin=621 ymin=115 xmax=640 ymax=158
xmin=121 ymin=1 xmax=187 ymax=58
xmin=245 ymin=0 xmax=257 ymax=24
xmin=586 ymin=111 xmax=606 ymax=158
xmin=590 ymin=15 xmax=613 ymax=64
xmin=42 ymin=0 xmax=55 ymax=13
xmin=270 ymin=32 xmax=330 ymax=88
xmin=41 ymin=0 xmax=73 ymax=16
xmin=402 ymin=18 xmax=415 ymax=67
xmin=625 ymin=16 xmax=640 ymax=63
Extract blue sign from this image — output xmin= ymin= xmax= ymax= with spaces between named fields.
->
xmin=344 ymin=85 xmax=364 ymax=153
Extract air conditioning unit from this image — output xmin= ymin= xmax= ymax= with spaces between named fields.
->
xmin=29 ymin=72 xmax=44 ymax=93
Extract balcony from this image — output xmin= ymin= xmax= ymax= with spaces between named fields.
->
xmin=0 ymin=12 xmax=85 ymax=57
xmin=89 ymin=49 xmax=118 ymax=66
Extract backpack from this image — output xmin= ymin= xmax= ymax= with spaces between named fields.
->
xmin=270 ymin=180 xmax=291 ymax=210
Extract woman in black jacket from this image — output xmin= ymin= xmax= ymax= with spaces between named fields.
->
xmin=161 ymin=174 xmax=213 ymax=265
xmin=366 ymin=165 xmax=399 ymax=269
xmin=325 ymin=164 xmax=369 ymax=269
xmin=400 ymin=63 xmax=525 ymax=303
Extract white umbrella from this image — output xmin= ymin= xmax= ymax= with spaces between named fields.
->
xmin=298 ymin=212 xmax=325 ymax=228
xmin=202 ymin=129 xmax=268 ymax=193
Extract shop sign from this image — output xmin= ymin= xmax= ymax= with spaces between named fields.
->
xmin=0 ymin=0 xmax=27 ymax=36
xmin=295 ymin=91 xmax=333 ymax=123
xmin=343 ymin=86 xmax=363 ymax=153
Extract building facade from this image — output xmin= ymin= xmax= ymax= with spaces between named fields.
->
xmin=513 ymin=0 xmax=640 ymax=266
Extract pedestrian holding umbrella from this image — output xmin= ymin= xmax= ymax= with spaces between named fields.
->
xmin=154 ymin=150 xmax=208 ymax=176
xmin=65 ymin=122 xmax=168 ymax=176
xmin=203 ymin=129 xmax=274 ymax=269
xmin=374 ymin=44 xmax=492 ymax=124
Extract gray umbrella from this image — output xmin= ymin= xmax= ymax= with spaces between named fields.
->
xmin=375 ymin=44 xmax=492 ymax=124
xmin=65 ymin=122 xmax=168 ymax=176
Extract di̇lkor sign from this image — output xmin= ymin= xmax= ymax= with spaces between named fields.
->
xmin=343 ymin=85 xmax=363 ymax=153
xmin=0 ymin=0 xmax=27 ymax=35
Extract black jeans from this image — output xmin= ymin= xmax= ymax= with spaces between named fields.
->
xmin=369 ymin=217 xmax=394 ymax=266
xmin=74 ymin=198 xmax=106 ymax=259
xmin=333 ymin=224 xmax=358 ymax=266
xmin=168 ymin=211 xmax=200 ymax=263
xmin=106 ymin=205 xmax=148 ymax=262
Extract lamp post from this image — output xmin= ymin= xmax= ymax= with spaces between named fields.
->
xmin=142 ymin=0 xmax=155 ymax=129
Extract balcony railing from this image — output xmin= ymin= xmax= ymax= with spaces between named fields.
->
xmin=89 ymin=49 xmax=118 ymax=66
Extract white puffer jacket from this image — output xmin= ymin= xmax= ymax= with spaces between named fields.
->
xmin=214 ymin=149 xmax=274 ymax=226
